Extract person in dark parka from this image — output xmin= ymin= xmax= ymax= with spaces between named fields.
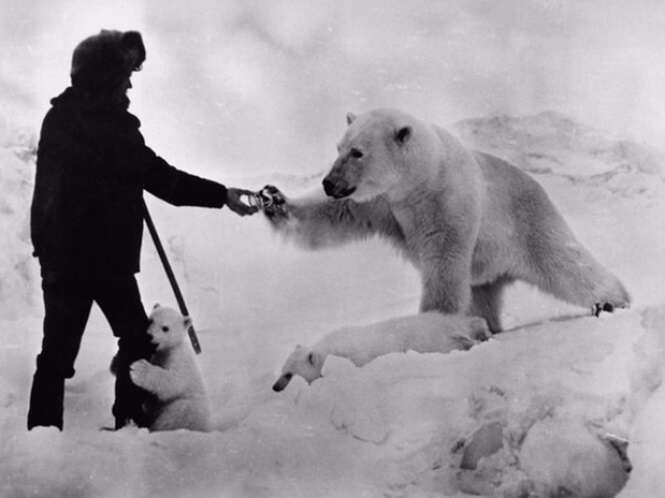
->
xmin=27 ymin=29 xmax=257 ymax=430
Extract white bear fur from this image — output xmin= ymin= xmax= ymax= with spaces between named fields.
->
xmin=130 ymin=305 xmax=211 ymax=432
xmin=273 ymin=312 xmax=489 ymax=391
xmin=266 ymin=108 xmax=630 ymax=332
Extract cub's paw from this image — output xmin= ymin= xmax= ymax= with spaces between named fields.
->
xmin=129 ymin=359 xmax=153 ymax=387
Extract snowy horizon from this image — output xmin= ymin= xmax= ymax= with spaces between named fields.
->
xmin=4 ymin=0 xmax=665 ymax=178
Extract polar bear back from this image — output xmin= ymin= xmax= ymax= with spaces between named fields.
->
xmin=316 ymin=312 xmax=486 ymax=366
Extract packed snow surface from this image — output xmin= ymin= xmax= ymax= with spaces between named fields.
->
xmin=1 ymin=112 xmax=665 ymax=497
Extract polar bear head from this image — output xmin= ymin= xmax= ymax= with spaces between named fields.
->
xmin=322 ymin=108 xmax=438 ymax=202
xmin=272 ymin=345 xmax=325 ymax=392
xmin=146 ymin=304 xmax=192 ymax=352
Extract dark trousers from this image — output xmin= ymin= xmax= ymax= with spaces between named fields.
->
xmin=27 ymin=273 xmax=153 ymax=430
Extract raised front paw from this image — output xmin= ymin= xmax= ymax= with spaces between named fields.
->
xmin=129 ymin=359 xmax=153 ymax=388
xmin=261 ymin=185 xmax=289 ymax=221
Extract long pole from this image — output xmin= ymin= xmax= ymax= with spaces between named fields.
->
xmin=142 ymin=201 xmax=202 ymax=354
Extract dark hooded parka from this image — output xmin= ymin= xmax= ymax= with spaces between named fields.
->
xmin=31 ymin=30 xmax=228 ymax=278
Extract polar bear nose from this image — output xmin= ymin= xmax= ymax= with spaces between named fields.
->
xmin=272 ymin=373 xmax=293 ymax=392
xmin=322 ymin=178 xmax=336 ymax=196
xmin=322 ymin=177 xmax=356 ymax=199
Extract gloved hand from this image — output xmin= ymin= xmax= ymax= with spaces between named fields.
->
xmin=225 ymin=188 xmax=260 ymax=216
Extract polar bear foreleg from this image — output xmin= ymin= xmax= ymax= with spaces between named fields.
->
xmin=130 ymin=360 xmax=188 ymax=402
xmin=289 ymin=200 xmax=369 ymax=249
xmin=269 ymin=196 xmax=399 ymax=250
xmin=419 ymin=255 xmax=472 ymax=315
xmin=417 ymin=225 xmax=478 ymax=315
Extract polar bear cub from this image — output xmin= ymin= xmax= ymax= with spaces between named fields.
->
xmin=129 ymin=305 xmax=211 ymax=432
xmin=273 ymin=312 xmax=489 ymax=391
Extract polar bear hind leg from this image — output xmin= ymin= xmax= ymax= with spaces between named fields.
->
xmin=519 ymin=220 xmax=630 ymax=314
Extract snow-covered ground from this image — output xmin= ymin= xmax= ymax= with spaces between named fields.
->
xmin=1 ymin=110 xmax=664 ymax=497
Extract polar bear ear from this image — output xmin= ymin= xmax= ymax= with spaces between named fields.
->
xmin=183 ymin=316 xmax=192 ymax=329
xmin=152 ymin=303 xmax=161 ymax=310
xmin=395 ymin=126 xmax=412 ymax=145
xmin=307 ymin=351 xmax=322 ymax=368
xmin=346 ymin=112 xmax=357 ymax=126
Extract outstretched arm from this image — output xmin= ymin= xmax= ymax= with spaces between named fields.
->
xmin=140 ymin=148 xmax=228 ymax=208
xmin=263 ymin=187 xmax=403 ymax=250
xmin=131 ymin=129 xmax=256 ymax=215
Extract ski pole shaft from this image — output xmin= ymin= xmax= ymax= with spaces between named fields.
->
xmin=142 ymin=201 xmax=202 ymax=354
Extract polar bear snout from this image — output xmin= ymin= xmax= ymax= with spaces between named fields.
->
xmin=272 ymin=373 xmax=293 ymax=392
xmin=322 ymin=176 xmax=356 ymax=199
xmin=144 ymin=329 xmax=160 ymax=348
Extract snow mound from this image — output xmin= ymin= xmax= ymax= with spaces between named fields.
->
xmin=0 ymin=129 xmax=40 ymax=321
xmin=264 ymin=306 xmax=661 ymax=497
xmin=3 ymin=306 xmax=662 ymax=497
xmin=618 ymin=306 xmax=665 ymax=497
xmin=454 ymin=112 xmax=665 ymax=199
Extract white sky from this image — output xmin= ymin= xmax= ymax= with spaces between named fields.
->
xmin=2 ymin=0 xmax=665 ymax=179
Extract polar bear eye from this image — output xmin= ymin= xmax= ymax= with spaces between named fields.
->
xmin=350 ymin=148 xmax=364 ymax=159
xmin=161 ymin=326 xmax=169 ymax=332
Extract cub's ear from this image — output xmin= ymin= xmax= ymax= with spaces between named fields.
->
xmin=395 ymin=126 xmax=412 ymax=145
xmin=346 ymin=112 xmax=357 ymax=126
xmin=152 ymin=303 xmax=161 ymax=310
xmin=183 ymin=316 xmax=192 ymax=329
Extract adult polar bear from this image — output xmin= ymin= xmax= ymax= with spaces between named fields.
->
xmin=263 ymin=108 xmax=630 ymax=332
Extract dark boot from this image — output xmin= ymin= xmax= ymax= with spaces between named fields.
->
xmin=31 ymin=275 xmax=92 ymax=431
xmin=27 ymin=368 xmax=65 ymax=430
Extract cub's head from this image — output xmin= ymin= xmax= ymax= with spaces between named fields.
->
xmin=146 ymin=304 xmax=191 ymax=352
xmin=272 ymin=345 xmax=325 ymax=392
xmin=322 ymin=108 xmax=433 ymax=202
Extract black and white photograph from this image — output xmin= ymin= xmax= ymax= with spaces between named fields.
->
xmin=1 ymin=0 xmax=664 ymax=496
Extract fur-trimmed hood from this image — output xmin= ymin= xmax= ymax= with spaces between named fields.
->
xmin=70 ymin=30 xmax=145 ymax=93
